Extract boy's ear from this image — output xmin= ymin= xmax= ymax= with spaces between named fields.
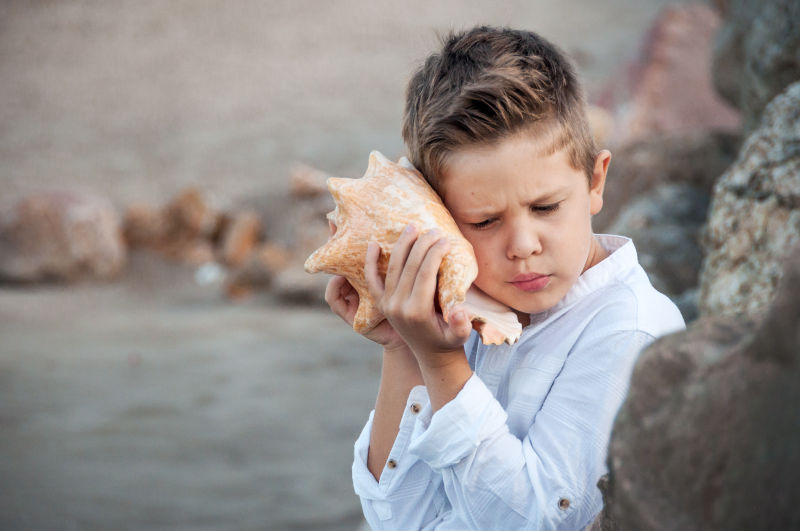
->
xmin=589 ymin=150 xmax=611 ymax=216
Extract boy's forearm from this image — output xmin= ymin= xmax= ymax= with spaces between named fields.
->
xmin=367 ymin=345 xmax=424 ymax=481
xmin=416 ymin=350 xmax=473 ymax=412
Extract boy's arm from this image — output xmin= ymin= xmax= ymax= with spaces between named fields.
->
xmin=367 ymin=344 xmax=423 ymax=480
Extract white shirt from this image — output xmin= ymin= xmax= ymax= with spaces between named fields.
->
xmin=352 ymin=235 xmax=685 ymax=530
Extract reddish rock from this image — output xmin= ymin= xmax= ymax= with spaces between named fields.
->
xmin=123 ymin=202 xmax=169 ymax=247
xmin=0 ymin=190 xmax=126 ymax=282
xmin=596 ymin=4 xmax=741 ymax=146
xmin=218 ymin=211 xmax=262 ymax=267
xmin=288 ymin=164 xmax=332 ymax=198
xmin=161 ymin=239 xmax=216 ymax=266
xmin=164 ymin=188 xmax=219 ymax=240
xmin=225 ymin=243 xmax=292 ymax=298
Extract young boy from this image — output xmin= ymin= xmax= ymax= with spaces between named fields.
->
xmin=325 ymin=26 xmax=685 ymax=530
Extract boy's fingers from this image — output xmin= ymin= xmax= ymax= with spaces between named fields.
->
xmin=395 ymin=229 xmax=444 ymax=301
xmin=363 ymin=241 xmax=385 ymax=298
xmin=325 ymin=276 xmax=355 ymax=323
xmin=441 ymin=307 xmax=473 ymax=345
xmin=384 ymin=223 xmax=418 ymax=296
xmin=407 ymin=235 xmax=449 ymax=309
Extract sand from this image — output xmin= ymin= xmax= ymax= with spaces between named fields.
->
xmin=0 ymin=1 xmax=682 ymax=528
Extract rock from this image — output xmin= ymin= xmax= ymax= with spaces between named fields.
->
xmin=712 ymin=0 xmax=800 ymax=133
xmin=225 ymin=243 xmax=291 ymax=299
xmin=599 ymin=247 xmax=800 ymax=530
xmin=123 ymin=202 xmax=169 ymax=247
xmin=161 ymin=239 xmax=216 ymax=266
xmin=606 ymin=183 xmax=709 ymax=300
xmin=699 ymin=81 xmax=800 ymax=319
xmin=288 ymin=164 xmax=332 ymax=198
xmin=596 ymin=4 xmax=740 ymax=147
xmin=272 ymin=265 xmax=329 ymax=305
xmin=218 ymin=210 xmax=262 ymax=267
xmin=0 ymin=190 xmax=126 ymax=282
xmin=164 ymin=187 xmax=219 ymax=241
xmin=595 ymin=131 xmax=739 ymax=232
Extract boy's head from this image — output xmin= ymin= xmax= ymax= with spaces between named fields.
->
xmin=402 ymin=26 xmax=597 ymax=194
xmin=402 ymin=26 xmax=611 ymax=320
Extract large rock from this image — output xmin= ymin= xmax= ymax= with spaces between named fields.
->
xmin=712 ymin=0 xmax=800 ymax=132
xmin=0 ymin=190 xmax=126 ymax=282
xmin=596 ymin=4 xmax=740 ymax=147
xmin=699 ymin=81 xmax=800 ymax=318
xmin=606 ymin=183 xmax=709 ymax=319
xmin=599 ymin=247 xmax=800 ymax=530
xmin=596 ymin=132 xmax=739 ymax=232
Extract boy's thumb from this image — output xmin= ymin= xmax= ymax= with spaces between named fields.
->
xmin=451 ymin=309 xmax=472 ymax=336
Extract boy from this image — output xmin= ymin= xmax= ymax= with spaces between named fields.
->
xmin=325 ymin=26 xmax=685 ymax=529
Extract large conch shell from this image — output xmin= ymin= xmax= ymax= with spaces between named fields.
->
xmin=304 ymin=151 xmax=521 ymax=345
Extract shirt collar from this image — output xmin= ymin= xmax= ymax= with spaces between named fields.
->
xmin=528 ymin=234 xmax=637 ymax=324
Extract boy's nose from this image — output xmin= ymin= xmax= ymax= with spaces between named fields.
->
xmin=506 ymin=228 xmax=542 ymax=260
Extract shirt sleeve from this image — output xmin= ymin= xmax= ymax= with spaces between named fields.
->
xmin=408 ymin=329 xmax=654 ymax=530
xmin=352 ymin=385 xmax=449 ymax=530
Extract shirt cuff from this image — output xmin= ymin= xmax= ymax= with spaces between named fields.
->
xmin=352 ymin=385 xmax=430 ymax=500
xmin=408 ymin=373 xmax=507 ymax=470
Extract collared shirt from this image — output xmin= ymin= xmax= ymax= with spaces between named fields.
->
xmin=352 ymin=235 xmax=685 ymax=530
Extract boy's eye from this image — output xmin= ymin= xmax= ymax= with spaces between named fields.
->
xmin=532 ymin=202 xmax=561 ymax=214
xmin=470 ymin=218 xmax=496 ymax=230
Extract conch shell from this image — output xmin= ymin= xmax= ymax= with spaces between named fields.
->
xmin=304 ymin=151 xmax=521 ymax=345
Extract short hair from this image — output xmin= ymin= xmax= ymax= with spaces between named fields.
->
xmin=402 ymin=26 xmax=597 ymax=193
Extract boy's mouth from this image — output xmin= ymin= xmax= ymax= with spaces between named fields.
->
xmin=509 ymin=273 xmax=550 ymax=292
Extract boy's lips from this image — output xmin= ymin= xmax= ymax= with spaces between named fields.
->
xmin=509 ymin=272 xmax=550 ymax=292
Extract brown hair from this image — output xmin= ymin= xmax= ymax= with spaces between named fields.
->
xmin=402 ymin=26 xmax=597 ymax=193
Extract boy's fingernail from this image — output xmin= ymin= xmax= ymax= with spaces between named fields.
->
xmin=404 ymin=223 xmax=416 ymax=234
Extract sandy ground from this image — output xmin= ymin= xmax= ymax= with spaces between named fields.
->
xmin=0 ymin=1 xmax=684 ymax=529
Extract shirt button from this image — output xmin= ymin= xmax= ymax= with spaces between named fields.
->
xmin=558 ymin=498 xmax=570 ymax=511
xmin=386 ymin=459 xmax=397 ymax=469
xmin=410 ymin=403 xmax=421 ymax=414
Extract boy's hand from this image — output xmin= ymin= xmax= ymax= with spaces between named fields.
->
xmin=364 ymin=224 xmax=473 ymax=367
xmin=324 ymin=275 xmax=408 ymax=352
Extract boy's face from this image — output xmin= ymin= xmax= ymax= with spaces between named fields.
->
xmin=440 ymin=133 xmax=610 ymax=317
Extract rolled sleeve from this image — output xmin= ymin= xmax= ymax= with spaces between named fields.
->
xmin=352 ymin=386 xmax=445 ymax=528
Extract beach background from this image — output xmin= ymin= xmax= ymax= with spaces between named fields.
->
xmin=1 ymin=1 xmax=687 ymax=529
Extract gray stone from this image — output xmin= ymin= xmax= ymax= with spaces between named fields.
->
xmin=600 ymin=247 xmax=800 ymax=530
xmin=595 ymin=132 xmax=739 ymax=232
xmin=0 ymin=190 xmax=126 ymax=282
xmin=606 ymin=183 xmax=710 ymax=301
xmin=712 ymin=0 xmax=800 ymax=132
xmin=699 ymin=81 xmax=800 ymax=318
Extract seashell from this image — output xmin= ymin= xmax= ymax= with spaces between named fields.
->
xmin=304 ymin=151 xmax=521 ymax=345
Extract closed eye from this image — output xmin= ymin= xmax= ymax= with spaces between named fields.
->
xmin=532 ymin=202 xmax=561 ymax=214
xmin=470 ymin=218 xmax=496 ymax=230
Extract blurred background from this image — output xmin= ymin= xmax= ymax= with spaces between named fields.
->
xmin=0 ymin=0 xmax=742 ymax=529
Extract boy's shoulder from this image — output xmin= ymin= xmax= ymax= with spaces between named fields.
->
xmin=581 ymin=250 xmax=685 ymax=340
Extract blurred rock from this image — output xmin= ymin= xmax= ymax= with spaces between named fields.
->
xmin=161 ymin=239 xmax=216 ymax=266
xmin=218 ymin=211 xmax=262 ymax=267
xmin=712 ymin=0 xmax=800 ymax=133
xmin=596 ymin=4 xmax=740 ymax=147
xmin=164 ymin=187 xmax=219 ymax=241
xmin=0 ymin=190 xmax=126 ymax=282
xmin=273 ymin=265 xmax=329 ymax=305
xmin=607 ymin=183 xmax=709 ymax=302
xmin=123 ymin=202 xmax=169 ymax=247
xmin=288 ymin=164 xmax=332 ymax=198
xmin=595 ymin=131 xmax=739 ymax=232
xmin=600 ymin=248 xmax=800 ymax=530
xmin=225 ymin=243 xmax=291 ymax=299
xmin=699 ymin=81 xmax=800 ymax=319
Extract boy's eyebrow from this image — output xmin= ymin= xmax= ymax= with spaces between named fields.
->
xmin=460 ymin=187 xmax=570 ymax=218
